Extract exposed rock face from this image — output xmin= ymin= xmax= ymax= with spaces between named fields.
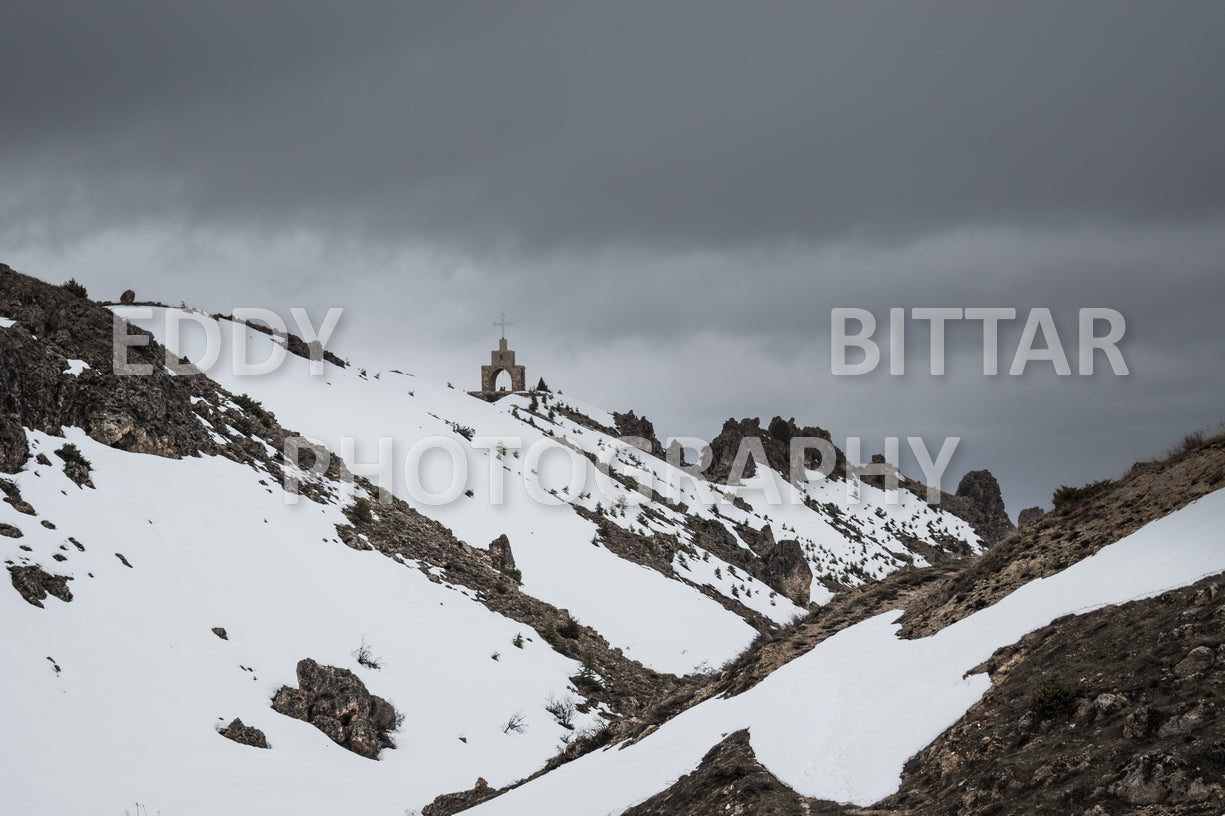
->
xmin=8 ymin=565 xmax=73 ymax=607
xmin=1123 ymin=704 xmax=1161 ymax=739
xmin=0 ymin=263 xmax=224 ymax=461
xmin=950 ymin=469 xmax=1014 ymax=545
xmin=0 ymin=413 xmax=28 ymax=473
xmin=0 ymin=479 xmax=35 ymax=515
xmin=1173 ymin=645 xmax=1215 ymax=678
xmin=487 ymin=534 xmax=517 ymax=574
xmin=211 ymin=627 xmax=229 ymax=640
xmin=707 ymin=416 xmax=844 ymax=483
xmin=219 ymin=718 xmax=269 ymax=749
xmin=1107 ymin=751 xmax=1212 ymax=805
xmin=421 ymin=783 xmax=501 ymax=816
xmin=271 ymin=658 xmax=398 ymax=760
xmin=119 ymin=289 xmax=136 ymax=305
xmin=217 ymin=314 xmax=347 ymax=369
xmin=1018 ymin=505 xmax=1046 ymax=528
xmin=761 ymin=540 xmax=812 ymax=604
xmin=1157 ymin=702 xmax=1209 ymax=738
xmin=620 ymin=730 xmax=812 ymax=816
xmin=612 ymin=410 xmax=664 ymax=458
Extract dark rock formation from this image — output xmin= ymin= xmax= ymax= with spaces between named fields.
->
xmin=1018 ymin=505 xmax=1046 ymax=528
xmin=422 ymin=781 xmax=502 ymax=816
xmin=212 ymin=627 xmax=229 ymax=640
xmin=119 ymin=289 xmax=136 ymax=305
xmin=216 ymin=314 xmax=347 ymax=369
xmin=219 ymin=718 xmax=269 ymax=749
xmin=0 ymin=413 xmax=28 ymax=473
xmin=1173 ymin=645 xmax=1215 ymax=678
xmin=0 ymin=479 xmax=35 ymax=514
xmin=612 ymin=410 xmax=664 ymax=458
xmin=271 ymin=658 xmax=398 ymax=760
xmin=621 ymin=730 xmax=814 ymax=816
xmin=738 ymin=522 xmax=812 ymax=602
xmin=707 ymin=417 xmax=843 ymax=483
xmin=1123 ymin=704 xmax=1161 ymax=739
xmin=8 ymin=565 xmax=73 ymax=607
xmin=488 ymin=534 xmax=517 ymax=574
xmin=0 ymin=263 xmax=224 ymax=461
xmin=761 ymin=540 xmax=813 ymax=604
xmin=1107 ymin=751 xmax=1212 ymax=806
xmin=948 ymin=469 xmax=1015 ymax=546
xmin=1157 ymin=702 xmax=1209 ymax=738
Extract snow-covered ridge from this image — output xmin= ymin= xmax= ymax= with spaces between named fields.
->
xmin=113 ymin=306 xmax=984 ymax=674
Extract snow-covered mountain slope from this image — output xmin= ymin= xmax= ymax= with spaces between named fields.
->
xmin=0 ymin=429 xmax=610 ymax=816
xmin=0 ymin=266 xmax=1026 ymax=816
xmin=457 ymin=486 xmax=1225 ymax=814
xmin=114 ymin=306 xmax=985 ymax=674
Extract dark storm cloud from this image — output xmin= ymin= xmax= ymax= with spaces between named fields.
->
xmin=3 ymin=1 xmax=1225 ymax=248
xmin=3 ymin=2 xmax=1224 ymax=518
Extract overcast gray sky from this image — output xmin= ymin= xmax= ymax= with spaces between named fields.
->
xmin=3 ymin=1 xmax=1224 ymax=516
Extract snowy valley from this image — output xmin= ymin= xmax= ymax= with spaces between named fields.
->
xmin=2 ymin=265 xmax=1224 ymax=816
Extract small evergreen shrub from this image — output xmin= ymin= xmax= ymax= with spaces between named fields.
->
xmin=55 ymin=443 xmax=92 ymax=469
xmin=61 ymin=279 xmax=88 ymax=298
xmin=572 ymin=660 xmax=605 ymax=694
xmin=1029 ymin=673 xmax=1083 ymax=718
xmin=232 ymin=393 xmax=274 ymax=426
xmin=1052 ymin=479 xmax=1114 ymax=509
xmin=556 ymin=616 xmax=582 ymax=640
xmin=351 ymin=497 xmax=374 ymax=524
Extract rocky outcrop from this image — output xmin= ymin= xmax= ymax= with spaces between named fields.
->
xmin=219 ymin=718 xmax=269 ymax=749
xmin=707 ymin=416 xmax=844 ymax=483
xmin=488 ymin=534 xmax=517 ymax=575
xmin=1018 ymin=505 xmax=1046 ymax=528
xmin=421 ymin=781 xmax=502 ymax=816
xmin=1107 ymin=751 xmax=1214 ymax=806
xmin=271 ymin=658 xmax=399 ymax=760
xmin=0 ymin=263 xmax=225 ymax=461
xmin=0 ymin=479 xmax=35 ymax=515
xmin=8 ymin=564 xmax=73 ymax=607
xmin=1173 ymin=645 xmax=1215 ymax=678
xmin=762 ymin=540 xmax=812 ymax=604
xmin=612 ymin=410 xmax=664 ymax=458
xmin=215 ymin=314 xmax=346 ymax=369
xmin=948 ymin=469 xmax=1014 ymax=546
xmin=0 ymin=413 xmax=28 ymax=473
xmin=620 ymin=730 xmax=813 ymax=816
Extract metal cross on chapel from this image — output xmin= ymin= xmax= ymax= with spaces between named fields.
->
xmin=493 ymin=313 xmax=513 ymax=339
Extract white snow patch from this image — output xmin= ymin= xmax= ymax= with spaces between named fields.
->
xmin=63 ymin=359 xmax=90 ymax=376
